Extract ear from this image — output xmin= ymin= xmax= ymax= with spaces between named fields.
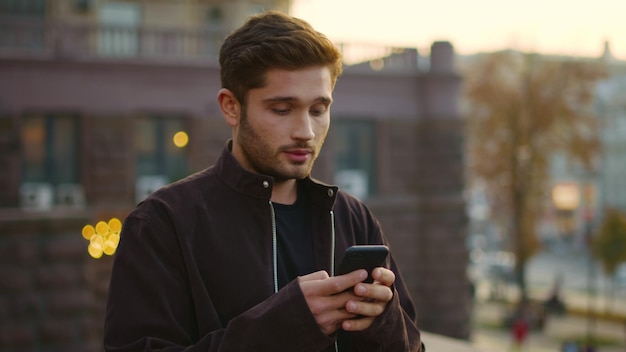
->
xmin=217 ymin=88 xmax=241 ymax=127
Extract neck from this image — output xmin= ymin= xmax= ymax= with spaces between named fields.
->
xmin=271 ymin=179 xmax=298 ymax=205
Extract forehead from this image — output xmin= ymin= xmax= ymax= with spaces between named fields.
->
xmin=251 ymin=66 xmax=333 ymax=102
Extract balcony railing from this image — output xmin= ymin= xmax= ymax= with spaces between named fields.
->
xmin=0 ymin=16 xmax=227 ymax=62
xmin=0 ymin=16 xmax=419 ymax=70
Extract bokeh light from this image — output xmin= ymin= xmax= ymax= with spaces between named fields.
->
xmin=82 ymin=217 xmax=122 ymax=259
xmin=173 ymin=131 xmax=189 ymax=148
xmin=82 ymin=224 xmax=95 ymax=240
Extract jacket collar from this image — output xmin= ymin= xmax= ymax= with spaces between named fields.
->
xmin=216 ymin=140 xmax=338 ymax=208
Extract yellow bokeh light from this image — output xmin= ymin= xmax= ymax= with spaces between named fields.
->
xmin=90 ymin=234 xmax=104 ymax=246
xmin=95 ymin=221 xmax=109 ymax=235
xmin=88 ymin=243 xmax=103 ymax=259
xmin=108 ymin=233 xmax=120 ymax=246
xmin=103 ymin=240 xmax=117 ymax=255
xmin=82 ymin=217 xmax=123 ymax=259
xmin=108 ymin=217 xmax=122 ymax=234
xmin=173 ymin=131 xmax=189 ymax=148
xmin=82 ymin=224 xmax=95 ymax=240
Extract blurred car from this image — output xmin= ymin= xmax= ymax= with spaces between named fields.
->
xmin=468 ymin=250 xmax=515 ymax=283
xmin=468 ymin=250 xmax=517 ymax=300
xmin=469 ymin=250 xmax=516 ymax=283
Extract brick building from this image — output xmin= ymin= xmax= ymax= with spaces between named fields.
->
xmin=0 ymin=1 xmax=470 ymax=350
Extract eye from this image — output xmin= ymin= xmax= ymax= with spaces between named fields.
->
xmin=310 ymin=104 xmax=328 ymax=116
xmin=270 ymin=103 xmax=292 ymax=115
xmin=272 ymin=108 xmax=291 ymax=115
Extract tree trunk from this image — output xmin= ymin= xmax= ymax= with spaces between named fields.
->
xmin=512 ymin=187 xmax=528 ymax=301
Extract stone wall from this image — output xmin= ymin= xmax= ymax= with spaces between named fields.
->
xmin=413 ymin=119 xmax=470 ymax=338
xmin=368 ymin=118 xmax=470 ymax=339
xmin=0 ymin=211 xmax=109 ymax=352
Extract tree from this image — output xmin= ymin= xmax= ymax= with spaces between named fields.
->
xmin=592 ymin=208 xmax=626 ymax=312
xmin=463 ymin=51 xmax=606 ymax=299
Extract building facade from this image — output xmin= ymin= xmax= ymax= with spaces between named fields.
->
xmin=0 ymin=1 xmax=471 ymax=349
xmin=540 ymin=46 xmax=626 ymax=248
xmin=596 ymin=46 xmax=626 ymax=212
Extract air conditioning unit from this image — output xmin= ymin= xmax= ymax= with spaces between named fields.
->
xmin=20 ymin=183 xmax=54 ymax=211
xmin=335 ymin=169 xmax=369 ymax=200
xmin=56 ymin=184 xmax=86 ymax=209
xmin=136 ymin=175 xmax=168 ymax=204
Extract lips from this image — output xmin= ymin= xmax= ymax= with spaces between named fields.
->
xmin=284 ymin=148 xmax=312 ymax=163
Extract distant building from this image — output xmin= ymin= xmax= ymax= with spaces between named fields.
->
xmin=597 ymin=43 xmax=626 ymax=212
xmin=544 ymin=44 xmax=626 ymax=247
xmin=0 ymin=1 xmax=470 ymax=349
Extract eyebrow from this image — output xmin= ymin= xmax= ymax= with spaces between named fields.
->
xmin=263 ymin=96 xmax=333 ymax=104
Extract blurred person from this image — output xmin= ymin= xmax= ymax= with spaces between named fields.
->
xmin=510 ymin=301 xmax=530 ymax=351
xmin=103 ymin=10 xmax=423 ymax=352
xmin=544 ymin=273 xmax=566 ymax=315
xmin=510 ymin=316 xmax=529 ymax=351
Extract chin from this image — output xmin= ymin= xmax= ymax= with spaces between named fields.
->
xmin=276 ymin=168 xmax=311 ymax=181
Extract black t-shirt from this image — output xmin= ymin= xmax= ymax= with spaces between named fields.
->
xmin=273 ymin=184 xmax=315 ymax=289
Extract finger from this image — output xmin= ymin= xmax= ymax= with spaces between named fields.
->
xmin=298 ymin=270 xmax=330 ymax=282
xmin=345 ymin=298 xmax=387 ymax=318
xmin=353 ymin=282 xmax=394 ymax=302
xmin=342 ymin=315 xmax=375 ymax=331
xmin=332 ymin=269 xmax=369 ymax=294
xmin=371 ymin=267 xmax=395 ymax=287
xmin=304 ymin=289 xmax=360 ymax=316
xmin=317 ymin=308 xmax=359 ymax=335
xmin=304 ymin=269 xmax=367 ymax=296
xmin=315 ymin=306 xmax=359 ymax=327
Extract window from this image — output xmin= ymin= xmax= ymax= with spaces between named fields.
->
xmin=0 ymin=0 xmax=46 ymax=52
xmin=20 ymin=113 xmax=82 ymax=209
xmin=206 ymin=6 xmax=223 ymax=26
xmin=135 ymin=115 xmax=189 ymax=202
xmin=332 ymin=119 xmax=377 ymax=199
xmin=0 ymin=0 xmax=46 ymax=16
xmin=98 ymin=2 xmax=141 ymax=57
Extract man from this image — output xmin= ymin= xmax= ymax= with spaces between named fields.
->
xmin=104 ymin=11 xmax=423 ymax=351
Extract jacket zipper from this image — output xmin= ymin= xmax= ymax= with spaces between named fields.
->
xmin=330 ymin=210 xmax=338 ymax=352
xmin=270 ymin=201 xmax=279 ymax=293
xmin=330 ymin=210 xmax=336 ymax=277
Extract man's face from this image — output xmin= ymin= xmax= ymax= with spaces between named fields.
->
xmin=232 ymin=66 xmax=333 ymax=181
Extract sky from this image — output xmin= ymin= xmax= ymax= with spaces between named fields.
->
xmin=291 ymin=0 xmax=626 ymax=60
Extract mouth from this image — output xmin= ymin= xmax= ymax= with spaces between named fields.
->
xmin=283 ymin=148 xmax=313 ymax=163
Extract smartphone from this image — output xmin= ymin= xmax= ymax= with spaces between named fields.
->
xmin=336 ymin=245 xmax=389 ymax=283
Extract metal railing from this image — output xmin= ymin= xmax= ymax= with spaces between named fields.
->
xmin=0 ymin=16 xmax=226 ymax=62
xmin=0 ymin=16 xmax=418 ymax=70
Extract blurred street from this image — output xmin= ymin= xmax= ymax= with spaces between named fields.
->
xmin=469 ymin=248 xmax=626 ymax=351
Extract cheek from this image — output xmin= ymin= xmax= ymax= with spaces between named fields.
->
xmin=242 ymin=113 xmax=274 ymax=136
xmin=313 ymin=118 xmax=330 ymax=138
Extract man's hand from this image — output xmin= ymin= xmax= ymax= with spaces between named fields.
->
xmin=298 ymin=269 xmax=368 ymax=335
xmin=341 ymin=267 xmax=395 ymax=331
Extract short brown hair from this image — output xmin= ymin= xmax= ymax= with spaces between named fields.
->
xmin=219 ymin=11 xmax=343 ymax=105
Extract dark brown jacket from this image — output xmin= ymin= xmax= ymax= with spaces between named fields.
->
xmin=104 ymin=143 xmax=423 ymax=351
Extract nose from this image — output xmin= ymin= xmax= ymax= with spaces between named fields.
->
xmin=291 ymin=111 xmax=315 ymax=141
